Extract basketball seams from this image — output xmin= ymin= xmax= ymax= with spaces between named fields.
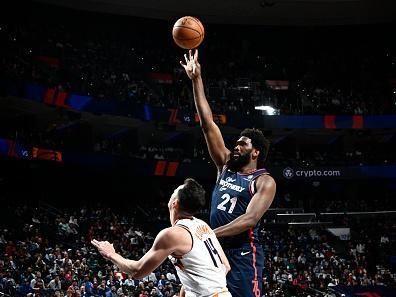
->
xmin=190 ymin=17 xmax=204 ymax=45
xmin=190 ymin=17 xmax=205 ymax=38
xmin=173 ymin=36 xmax=202 ymax=41
xmin=173 ymin=16 xmax=204 ymax=49
xmin=173 ymin=25 xmax=202 ymax=37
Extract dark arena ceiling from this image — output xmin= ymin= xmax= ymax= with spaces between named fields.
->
xmin=33 ymin=0 xmax=396 ymax=26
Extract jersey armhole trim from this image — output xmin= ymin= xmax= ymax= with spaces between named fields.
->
xmin=175 ymin=224 xmax=194 ymax=255
xmin=248 ymin=172 xmax=270 ymax=197
xmin=216 ymin=165 xmax=228 ymax=182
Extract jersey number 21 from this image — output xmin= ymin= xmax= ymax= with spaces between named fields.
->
xmin=217 ymin=193 xmax=237 ymax=213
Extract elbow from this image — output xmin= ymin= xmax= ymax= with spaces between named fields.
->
xmin=245 ymin=216 xmax=260 ymax=229
xmin=200 ymin=122 xmax=211 ymax=132
xmin=122 ymin=266 xmax=140 ymax=279
xmin=246 ymin=222 xmax=256 ymax=229
xmin=130 ymin=265 xmax=149 ymax=280
xmin=200 ymin=121 xmax=218 ymax=135
xmin=131 ymin=269 xmax=147 ymax=280
xmin=199 ymin=116 xmax=214 ymax=132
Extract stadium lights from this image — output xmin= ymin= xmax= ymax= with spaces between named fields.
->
xmin=254 ymin=105 xmax=279 ymax=115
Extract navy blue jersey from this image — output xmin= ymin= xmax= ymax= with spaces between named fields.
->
xmin=210 ymin=166 xmax=269 ymax=249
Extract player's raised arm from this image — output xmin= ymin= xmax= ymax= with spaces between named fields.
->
xmin=181 ymin=49 xmax=230 ymax=170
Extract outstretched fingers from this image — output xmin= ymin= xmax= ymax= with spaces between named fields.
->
xmin=184 ymin=53 xmax=190 ymax=64
xmin=91 ymin=239 xmax=100 ymax=248
xmin=180 ymin=53 xmax=191 ymax=70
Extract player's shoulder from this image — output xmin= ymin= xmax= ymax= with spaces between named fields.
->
xmin=255 ymin=167 xmax=270 ymax=174
xmin=256 ymin=173 xmax=276 ymax=187
xmin=155 ymin=226 xmax=190 ymax=245
xmin=159 ymin=226 xmax=188 ymax=236
xmin=153 ymin=227 xmax=192 ymax=254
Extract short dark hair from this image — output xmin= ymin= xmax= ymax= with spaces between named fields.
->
xmin=240 ymin=128 xmax=270 ymax=168
xmin=177 ymin=178 xmax=206 ymax=215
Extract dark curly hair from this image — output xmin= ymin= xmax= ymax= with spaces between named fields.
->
xmin=177 ymin=178 xmax=206 ymax=215
xmin=240 ymin=128 xmax=270 ymax=168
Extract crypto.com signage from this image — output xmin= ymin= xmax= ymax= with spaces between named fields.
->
xmin=282 ymin=167 xmax=341 ymax=179
xmin=279 ymin=166 xmax=396 ymax=180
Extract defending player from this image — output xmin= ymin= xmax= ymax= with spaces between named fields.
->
xmin=92 ymin=178 xmax=232 ymax=297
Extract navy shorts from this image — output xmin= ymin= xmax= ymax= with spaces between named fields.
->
xmin=224 ymin=244 xmax=264 ymax=297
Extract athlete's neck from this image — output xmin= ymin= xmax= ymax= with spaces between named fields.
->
xmin=173 ymin=214 xmax=194 ymax=225
xmin=239 ymin=164 xmax=257 ymax=174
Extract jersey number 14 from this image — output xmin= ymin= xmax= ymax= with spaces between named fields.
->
xmin=204 ymin=238 xmax=223 ymax=267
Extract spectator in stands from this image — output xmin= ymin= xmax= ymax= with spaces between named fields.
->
xmin=48 ymin=274 xmax=62 ymax=291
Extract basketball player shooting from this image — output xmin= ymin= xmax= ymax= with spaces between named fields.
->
xmin=181 ymin=49 xmax=276 ymax=297
xmin=92 ymin=178 xmax=232 ymax=297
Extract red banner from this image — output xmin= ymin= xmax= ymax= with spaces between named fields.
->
xmin=33 ymin=56 xmax=60 ymax=67
xmin=150 ymin=72 xmax=173 ymax=84
xmin=265 ymin=80 xmax=289 ymax=90
xmin=32 ymin=147 xmax=62 ymax=162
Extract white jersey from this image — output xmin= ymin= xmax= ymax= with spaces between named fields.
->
xmin=168 ymin=217 xmax=231 ymax=297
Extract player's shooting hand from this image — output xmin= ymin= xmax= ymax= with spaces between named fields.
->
xmin=180 ymin=49 xmax=201 ymax=80
xmin=91 ymin=239 xmax=115 ymax=260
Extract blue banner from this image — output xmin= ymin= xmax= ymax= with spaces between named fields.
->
xmin=332 ymin=285 xmax=396 ymax=297
xmin=6 ymin=79 xmax=396 ymax=129
xmin=25 ymin=82 xmax=46 ymax=102
xmin=67 ymin=94 xmax=93 ymax=110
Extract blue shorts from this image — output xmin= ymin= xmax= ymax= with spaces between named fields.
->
xmin=224 ymin=244 xmax=264 ymax=297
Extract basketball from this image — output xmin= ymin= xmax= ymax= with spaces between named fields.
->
xmin=172 ymin=16 xmax=205 ymax=49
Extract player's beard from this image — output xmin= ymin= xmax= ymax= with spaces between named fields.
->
xmin=227 ymin=150 xmax=251 ymax=172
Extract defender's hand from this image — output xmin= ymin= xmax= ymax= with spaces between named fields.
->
xmin=91 ymin=239 xmax=116 ymax=260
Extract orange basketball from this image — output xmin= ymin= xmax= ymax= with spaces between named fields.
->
xmin=172 ymin=16 xmax=205 ymax=49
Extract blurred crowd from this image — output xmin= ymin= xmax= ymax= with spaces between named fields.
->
xmin=0 ymin=5 xmax=395 ymax=169
xmin=261 ymin=224 xmax=395 ymax=296
xmin=1 ymin=109 xmax=394 ymax=167
xmin=1 ymin=4 xmax=396 ymax=116
xmin=0 ymin=202 xmax=181 ymax=297
xmin=0 ymin=198 xmax=395 ymax=297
